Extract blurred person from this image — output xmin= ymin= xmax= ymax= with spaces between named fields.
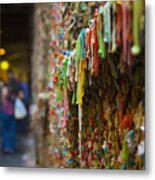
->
xmin=0 ymin=78 xmax=4 ymax=148
xmin=17 ymin=74 xmax=30 ymax=133
xmin=15 ymin=90 xmax=28 ymax=134
xmin=1 ymin=84 xmax=16 ymax=153
xmin=8 ymin=69 xmax=20 ymax=98
xmin=17 ymin=74 xmax=29 ymax=106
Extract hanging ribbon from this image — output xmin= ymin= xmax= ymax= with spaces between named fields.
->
xmin=75 ymin=37 xmax=80 ymax=104
xmin=62 ymin=88 xmax=68 ymax=128
xmin=78 ymin=104 xmax=82 ymax=159
xmin=94 ymin=8 xmax=99 ymax=76
xmin=76 ymin=78 xmax=79 ymax=105
xmin=131 ymin=0 xmax=141 ymax=55
xmin=98 ymin=8 xmax=105 ymax=59
xmin=122 ymin=2 xmax=127 ymax=63
xmin=107 ymin=3 xmax=111 ymax=52
xmin=103 ymin=3 xmax=109 ymax=43
xmin=76 ymin=60 xmax=86 ymax=106
xmin=81 ymin=29 xmax=86 ymax=60
xmin=62 ymin=58 xmax=69 ymax=128
xmin=116 ymin=3 xmax=122 ymax=45
xmin=57 ymin=66 xmax=62 ymax=101
xmin=79 ymin=60 xmax=85 ymax=106
xmin=88 ymin=27 xmax=92 ymax=60
xmin=127 ymin=5 xmax=132 ymax=66
xmin=77 ymin=34 xmax=82 ymax=61
xmin=122 ymin=130 xmax=129 ymax=162
xmin=63 ymin=58 xmax=69 ymax=89
xmin=71 ymin=90 xmax=75 ymax=104
xmin=111 ymin=3 xmax=117 ymax=53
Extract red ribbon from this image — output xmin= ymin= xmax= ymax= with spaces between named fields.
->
xmin=116 ymin=4 xmax=122 ymax=45
xmin=88 ymin=28 xmax=92 ymax=58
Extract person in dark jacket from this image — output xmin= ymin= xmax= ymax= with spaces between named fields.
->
xmin=8 ymin=70 xmax=20 ymax=97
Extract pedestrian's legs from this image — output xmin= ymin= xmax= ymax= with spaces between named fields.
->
xmin=0 ymin=110 xmax=2 ymax=147
xmin=10 ymin=115 xmax=16 ymax=151
xmin=21 ymin=117 xmax=27 ymax=133
xmin=17 ymin=119 xmax=23 ymax=134
xmin=1 ymin=112 xmax=10 ymax=151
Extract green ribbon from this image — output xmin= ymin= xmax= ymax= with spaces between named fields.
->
xmin=131 ymin=0 xmax=140 ymax=55
xmin=77 ymin=35 xmax=81 ymax=61
xmin=71 ymin=91 xmax=75 ymax=104
xmin=98 ymin=13 xmax=105 ymax=59
xmin=63 ymin=58 xmax=69 ymax=89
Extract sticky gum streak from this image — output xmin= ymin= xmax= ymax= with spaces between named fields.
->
xmin=122 ymin=1 xmax=127 ymax=63
xmin=131 ymin=0 xmax=141 ymax=55
xmin=127 ymin=3 xmax=132 ymax=66
xmin=93 ymin=8 xmax=99 ymax=76
xmin=107 ymin=3 xmax=111 ymax=52
xmin=103 ymin=3 xmax=109 ymax=43
xmin=98 ymin=10 xmax=105 ymax=59
xmin=116 ymin=3 xmax=122 ymax=45
xmin=111 ymin=3 xmax=117 ymax=53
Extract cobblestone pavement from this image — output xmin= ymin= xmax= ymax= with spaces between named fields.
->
xmin=0 ymin=132 xmax=36 ymax=167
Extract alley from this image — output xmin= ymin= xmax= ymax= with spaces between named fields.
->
xmin=0 ymin=132 xmax=36 ymax=167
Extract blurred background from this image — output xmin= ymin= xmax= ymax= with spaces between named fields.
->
xmin=1 ymin=4 xmax=33 ymax=83
xmin=0 ymin=4 xmax=35 ymax=167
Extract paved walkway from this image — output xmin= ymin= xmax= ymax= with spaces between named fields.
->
xmin=0 ymin=132 xmax=36 ymax=167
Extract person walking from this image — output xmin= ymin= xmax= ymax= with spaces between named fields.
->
xmin=15 ymin=90 xmax=27 ymax=134
xmin=1 ymin=84 xmax=16 ymax=153
xmin=0 ymin=79 xmax=4 ymax=149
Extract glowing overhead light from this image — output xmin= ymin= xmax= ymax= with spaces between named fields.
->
xmin=0 ymin=60 xmax=9 ymax=71
xmin=0 ymin=48 xmax=6 ymax=56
